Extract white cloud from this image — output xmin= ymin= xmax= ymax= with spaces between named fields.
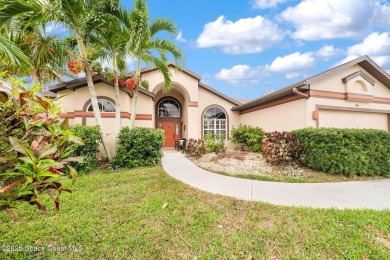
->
xmin=176 ymin=31 xmax=187 ymax=43
xmin=375 ymin=2 xmax=390 ymax=28
xmin=281 ymin=0 xmax=377 ymax=40
xmin=269 ymin=52 xmax=315 ymax=79
xmin=315 ymin=44 xmax=344 ymax=60
xmin=215 ymin=64 xmax=269 ymax=85
xmin=196 ymin=16 xmax=284 ymax=54
xmin=339 ymin=32 xmax=390 ymax=70
xmin=252 ymin=0 xmax=285 ymax=9
xmin=44 ymin=22 xmax=67 ymax=34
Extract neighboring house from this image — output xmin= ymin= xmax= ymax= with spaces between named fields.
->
xmin=47 ymin=56 xmax=390 ymax=153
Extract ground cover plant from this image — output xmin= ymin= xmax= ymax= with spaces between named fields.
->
xmin=1 ymin=166 xmax=389 ymax=259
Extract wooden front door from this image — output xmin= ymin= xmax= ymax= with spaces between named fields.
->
xmin=160 ymin=121 xmax=180 ymax=147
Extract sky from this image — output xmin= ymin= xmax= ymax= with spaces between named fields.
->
xmin=54 ymin=0 xmax=390 ymax=101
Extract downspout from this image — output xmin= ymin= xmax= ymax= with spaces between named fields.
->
xmin=293 ymin=86 xmax=309 ymax=99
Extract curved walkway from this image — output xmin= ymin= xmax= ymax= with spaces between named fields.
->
xmin=162 ymin=152 xmax=390 ymax=210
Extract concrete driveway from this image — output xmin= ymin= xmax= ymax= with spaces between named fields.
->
xmin=162 ymin=153 xmax=390 ymax=210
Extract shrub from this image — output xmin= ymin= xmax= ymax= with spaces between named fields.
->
xmin=113 ymin=127 xmax=164 ymax=168
xmin=68 ymin=125 xmax=101 ymax=174
xmin=186 ymin=138 xmax=206 ymax=157
xmin=293 ymin=128 xmax=390 ymax=177
xmin=231 ymin=124 xmax=265 ymax=152
xmin=262 ymin=131 xmax=301 ymax=165
xmin=0 ymin=76 xmax=82 ymax=217
xmin=203 ymin=133 xmax=226 ymax=153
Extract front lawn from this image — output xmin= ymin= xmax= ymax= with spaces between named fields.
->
xmin=1 ymin=166 xmax=389 ymax=259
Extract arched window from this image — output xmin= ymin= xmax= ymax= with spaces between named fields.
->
xmin=158 ymin=98 xmax=180 ymax=117
xmin=203 ymin=106 xmax=227 ymax=140
xmin=87 ymin=99 xmax=115 ymax=112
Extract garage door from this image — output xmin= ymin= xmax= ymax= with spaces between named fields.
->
xmin=319 ymin=110 xmax=388 ymax=130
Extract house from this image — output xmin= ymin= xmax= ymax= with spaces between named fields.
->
xmin=47 ymin=56 xmax=390 ymax=152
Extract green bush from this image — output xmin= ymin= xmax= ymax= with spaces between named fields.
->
xmin=262 ymin=131 xmax=301 ymax=165
xmin=293 ymin=128 xmax=390 ymax=177
xmin=113 ymin=127 xmax=164 ymax=168
xmin=203 ymin=133 xmax=226 ymax=153
xmin=68 ymin=125 xmax=101 ymax=174
xmin=231 ymin=124 xmax=265 ymax=152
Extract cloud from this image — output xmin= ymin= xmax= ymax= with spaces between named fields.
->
xmin=252 ymin=0 xmax=285 ymax=9
xmin=215 ymin=64 xmax=269 ymax=85
xmin=44 ymin=22 xmax=67 ymax=34
xmin=315 ymin=44 xmax=344 ymax=60
xmin=338 ymin=32 xmax=390 ymax=70
xmin=196 ymin=16 xmax=284 ymax=54
xmin=176 ymin=31 xmax=187 ymax=43
xmin=281 ymin=0 xmax=377 ymax=40
xmin=269 ymin=52 xmax=315 ymax=79
xmin=375 ymin=2 xmax=390 ymax=28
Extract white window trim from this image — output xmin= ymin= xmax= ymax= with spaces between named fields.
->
xmin=86 ymin=99 xmax=116 ymax=112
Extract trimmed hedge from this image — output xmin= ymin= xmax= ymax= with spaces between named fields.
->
xmin=293 ymin=128 xmax=390 ymax=177
xmin=231 ymin=124 xmax=264 ymax=152
xmin=69 ymin=125 xmax=101 ymax=174
xmin=113 ymin=127 xmax=164 ymax=168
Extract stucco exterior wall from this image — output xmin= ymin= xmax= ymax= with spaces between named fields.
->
xmin=239 ymin=99 xmax=307 ymax=132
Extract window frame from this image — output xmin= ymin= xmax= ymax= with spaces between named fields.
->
xmin=86 ymin=98 xmax=116 ymax=113
xmin=202 ymin=106 xmax=228 ymax=140
xmin=157 ymin=98 xmax=181 ymax=118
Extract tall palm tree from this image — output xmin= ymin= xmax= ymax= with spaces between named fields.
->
xmin=0 ymin=0 xmax=118 ymax=162
xmin=120 ymin=0 xmax=184 ymax=129
xmin=89 ymin=22 xmax=128 ymax=146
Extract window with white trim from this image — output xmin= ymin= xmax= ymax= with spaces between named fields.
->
xmin=203 ymin=106 xmax=227 ymax=140
xmin=158 ymin=98 xmax=180 ymax=117
xmin=87 ymin=99 xmax=115 ymax=112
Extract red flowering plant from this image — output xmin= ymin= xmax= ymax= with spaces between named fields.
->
xmin=0 ymin=74 xmax=83 ymax=218
xmin=125 ymin=78 xmax=137 ymax=91
xmin=67 ymin=60 xmax=84 ymax=74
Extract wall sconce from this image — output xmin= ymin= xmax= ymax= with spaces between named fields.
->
xmin=183 ymin=124 xmax=186 ymax=131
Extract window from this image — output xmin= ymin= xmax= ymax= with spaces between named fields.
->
xmin=87 ymin=99 xmax=115 ymax=112
xmin=158 ymin=98 xmax=180 ymax=117
xmin=203 ymin=106 xmax=227 ymax=140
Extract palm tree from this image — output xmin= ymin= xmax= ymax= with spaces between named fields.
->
xmin=120 ymin=0 xmax=184 ymax=128
xmin=0 ymin=32 xmax=31 ymax=74
xmin=0 ymin=0 xmax=118 ymax=162
xmin=89 ymin=22 xmax=128 ymax=146
xmin=11 ymin=26 xmax=72 ymax=89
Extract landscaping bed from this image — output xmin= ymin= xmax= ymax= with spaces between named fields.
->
xmin=189 ymin=151 xmax=388 ymax=183
xmin=1 ymin=167 xmax=389 ymax=259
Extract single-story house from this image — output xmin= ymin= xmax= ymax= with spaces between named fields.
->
xmin=47 ymin=55 xmax=390 ymax=152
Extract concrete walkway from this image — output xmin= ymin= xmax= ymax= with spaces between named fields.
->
xmin=162 ymin=152 xmax=390 ymax=210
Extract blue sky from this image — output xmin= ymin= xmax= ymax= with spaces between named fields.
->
xmin=86 ymin=1 xmax=390 ymax=100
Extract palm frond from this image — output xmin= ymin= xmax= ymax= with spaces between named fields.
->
xmin=149 ymin=18 xmax=176 ymax=37
xmin=0 ymin=33 xmax=31 ymax=72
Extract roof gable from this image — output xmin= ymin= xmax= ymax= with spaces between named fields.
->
xmin=233 ymin=56 xmax=390 ymax=111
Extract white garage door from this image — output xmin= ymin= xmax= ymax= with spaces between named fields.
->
xmin=319 ymin=110 xmax=388 ymax=130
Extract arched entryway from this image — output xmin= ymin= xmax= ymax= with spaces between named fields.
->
xmin=156 ymin=97 xmax=182 ymax=147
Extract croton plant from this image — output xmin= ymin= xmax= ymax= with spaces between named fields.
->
xmin=0 ymin=74 xmax=83 ymax=218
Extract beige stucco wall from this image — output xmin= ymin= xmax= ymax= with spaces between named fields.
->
xmin=239 ymin=99 xmax=307 ymax=132
xmin=56 ymin=82 xmax=154 ymax=154
xmin=307 ymin=64 xmax=390 ymax=129
xmin=144 ymin=67 xmax=199 ymax=101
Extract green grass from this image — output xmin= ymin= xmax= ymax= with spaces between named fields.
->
xmin=1 ymin=166 xmax=390 ymax=259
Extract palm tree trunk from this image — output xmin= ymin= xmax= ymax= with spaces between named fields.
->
xmin=76 ymin=32 xmax=113 ymax=162
xmin=112 ymin=52 xmax=121 ymax=148
xmin=129 ymin=57 xmax=142 ymax=129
